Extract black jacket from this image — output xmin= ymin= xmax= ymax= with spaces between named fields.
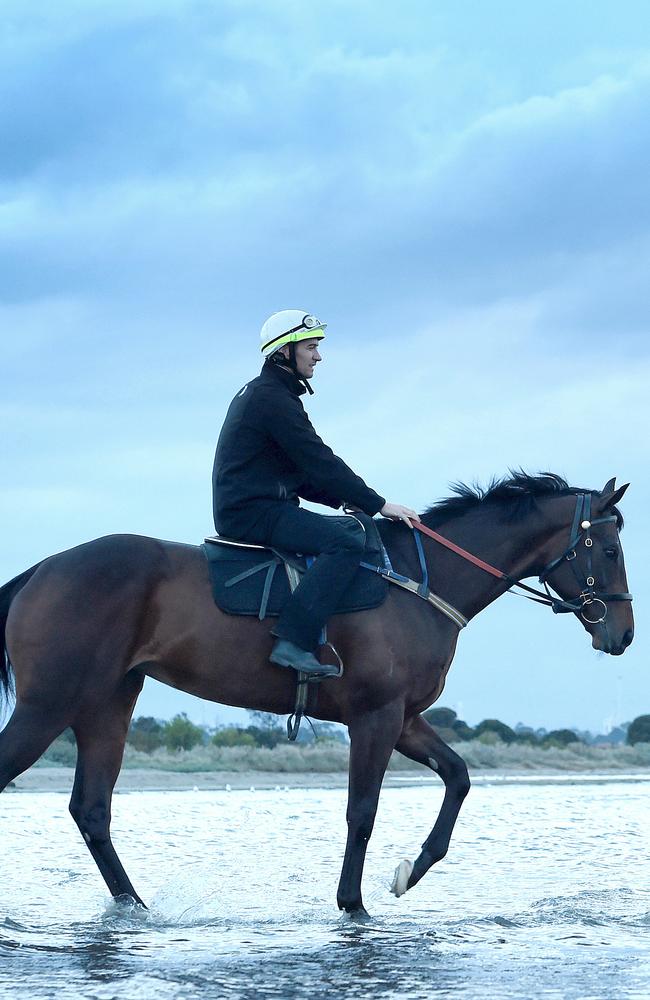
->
xmin=212 ymin=360 xmax=385 ymax=539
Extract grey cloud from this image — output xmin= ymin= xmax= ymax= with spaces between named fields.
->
xmin=2 ymin=5 xmax=650 ymax=348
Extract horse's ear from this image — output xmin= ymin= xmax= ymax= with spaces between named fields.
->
xmin=602 ymin=477 xmax=616 ymax=494
xmin=600 ymin=482 xmax=629 ymax=508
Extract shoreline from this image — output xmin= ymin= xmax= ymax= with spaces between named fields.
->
xmin=7 ymin=765 xmax=650 ymax=793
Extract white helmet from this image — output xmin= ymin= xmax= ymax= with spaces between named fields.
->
xmin=260 ymin=310 xmax=327 ymax=355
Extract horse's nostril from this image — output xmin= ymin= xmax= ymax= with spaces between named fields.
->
xmin=622 ymin=628 xmax=634 ymax=647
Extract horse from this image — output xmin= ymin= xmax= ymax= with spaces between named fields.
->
xmin=0 ymin=472 xmax=633 ymax=918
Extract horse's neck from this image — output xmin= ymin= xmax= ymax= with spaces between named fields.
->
xmin=423 ymin=497 xmax=577 ymax=620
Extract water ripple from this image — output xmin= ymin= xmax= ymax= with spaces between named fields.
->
xmin=1 ymin=782 xmax=649 ymax=999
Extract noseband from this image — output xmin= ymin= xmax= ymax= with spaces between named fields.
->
xmin=411 ymin=493 xmax=633 ymax=624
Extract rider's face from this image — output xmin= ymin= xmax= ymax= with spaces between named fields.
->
xmin=285 ymin=339 xmax=322 ymax=379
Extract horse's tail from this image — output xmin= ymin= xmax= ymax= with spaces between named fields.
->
xmin=0 ymin=563 xmax=43 ymax=706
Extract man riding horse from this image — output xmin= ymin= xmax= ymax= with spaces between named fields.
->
xmin=212 ymin=309 xmax=420 ymax=678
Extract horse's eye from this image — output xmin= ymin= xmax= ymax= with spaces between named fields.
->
xmin=604 ymin=547 xmax=618 ymax=559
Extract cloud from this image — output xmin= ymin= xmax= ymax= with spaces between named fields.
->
xmin=2 ymin=3 xmax=649 ymax=358
xmin=317 ymin=298 xmax=650 ymax=495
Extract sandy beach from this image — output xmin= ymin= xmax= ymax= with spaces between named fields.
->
xmin=7 ymin=766 xmax=356 ymax=793
xmin=6 ymin=765 xmax=649 ymax=794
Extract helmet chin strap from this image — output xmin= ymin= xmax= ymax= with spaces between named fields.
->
xmin=289 ymin=341 xmax=314 ymax=394
xmin=270 ymin=344 xmax=314 ymax=394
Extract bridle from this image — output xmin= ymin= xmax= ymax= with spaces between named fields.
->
xmin=410 ymin=492 xmax=633 ymax=626
xmin=535 ymin=492 xmax=633 ymax=623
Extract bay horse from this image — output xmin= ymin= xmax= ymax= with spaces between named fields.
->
xmin=0 ymin=473 xmax=633 ymax=917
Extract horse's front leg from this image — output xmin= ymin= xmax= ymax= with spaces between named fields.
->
xmin=391 ymin=714 xmax=470 ymax=896
xmin=337 ymin=698 xmax=405 ymax=918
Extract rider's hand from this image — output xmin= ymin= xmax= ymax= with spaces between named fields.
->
xmin=380 ymin=502 xmax=421 ymax=527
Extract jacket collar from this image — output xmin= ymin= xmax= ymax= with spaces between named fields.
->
xmin=261 ymin=359 xmax=307 ymax=396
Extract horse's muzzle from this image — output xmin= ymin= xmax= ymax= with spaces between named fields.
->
xmin=593 ymin=627 xmax=634 ymax=656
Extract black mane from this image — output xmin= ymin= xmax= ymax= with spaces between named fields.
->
xmin=421 ymin=471 xmax=623 ymax=528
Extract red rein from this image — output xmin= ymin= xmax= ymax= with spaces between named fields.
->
xmin=410 ymin=519 xmax=506 ymax=580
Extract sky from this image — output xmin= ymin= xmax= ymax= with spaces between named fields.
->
xmin=1 ymin=0 xmax=649 ymax=734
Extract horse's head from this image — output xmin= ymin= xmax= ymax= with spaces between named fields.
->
xmin=541 ymin=478 xmax=634 ymax=655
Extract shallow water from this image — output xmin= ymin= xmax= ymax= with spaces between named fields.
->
xmin=1 ymin=779 xmax=649 ymax=999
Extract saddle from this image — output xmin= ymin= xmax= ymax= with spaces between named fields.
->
xmin=201 ymin=512 xmax=389 ymax=620
xmin=201 ymin=515 xmax=466 ymax=742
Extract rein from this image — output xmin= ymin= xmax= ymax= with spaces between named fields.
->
xmin=410 ymin=493 xmax=633 ymax=625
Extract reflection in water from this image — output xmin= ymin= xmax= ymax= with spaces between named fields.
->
xmin=68 ymin=928 xmax=136 ymax=984
xmin=1 ymin=782 xmax=649 ymax=999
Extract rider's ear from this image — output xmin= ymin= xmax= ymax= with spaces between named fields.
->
xmin=600 ymin=482 xmax=629 ymax=509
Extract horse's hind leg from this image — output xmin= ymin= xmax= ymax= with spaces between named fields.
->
xmin=69 ymin=671 xmax=145 ymax=905
xmin=392 ymin=714 xmax=470 ymax=896
xmin=0 ymin=701 xmax=70 ymax=792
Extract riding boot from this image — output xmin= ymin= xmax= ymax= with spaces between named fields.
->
xmin=270 ymin=638 xmax=340 ymax=678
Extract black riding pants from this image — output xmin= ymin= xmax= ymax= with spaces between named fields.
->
xmin=264 ymin=506 xmax=366 ymax=652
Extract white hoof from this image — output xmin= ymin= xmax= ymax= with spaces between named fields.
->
xmin=390 ymin=859 xmax=413 ymax=898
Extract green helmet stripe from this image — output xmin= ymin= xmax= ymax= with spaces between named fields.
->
xmin=261 ymin=326 xmax=326 ymax=354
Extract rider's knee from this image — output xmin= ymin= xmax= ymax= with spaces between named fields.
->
xmin=335 ymin=518 xmax=366 ymax=554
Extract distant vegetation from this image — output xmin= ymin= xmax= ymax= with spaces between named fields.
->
xmin=126 ymin=711 xmax=346 ymax=753
xmin=627 ymin=714 xmax=650 ymax=745
xmin=37 ymin=707 xmax=650 ymax=772
xmin=419 ymin=707 xmax=623 ymax=749
xmin=40 ymin=711 xmax=346 ymax=767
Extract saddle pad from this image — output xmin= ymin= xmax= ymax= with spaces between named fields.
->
xmin=201 ymin=520 xmax=389 ymax=618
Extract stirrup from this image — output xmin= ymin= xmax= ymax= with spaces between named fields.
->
xmin=286 ymin=643 xmax=344 ymax=742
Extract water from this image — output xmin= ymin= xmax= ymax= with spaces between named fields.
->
xmin=1 ymin=777 xmax=649 ymax=999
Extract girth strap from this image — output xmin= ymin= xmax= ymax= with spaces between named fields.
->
xmin=413 ymin=529 xmax=430 ymax=598
xmin=360 ymin=559 xmax=467 ymax=629
xmin=225 ymin=557 xmax=281 ymax=621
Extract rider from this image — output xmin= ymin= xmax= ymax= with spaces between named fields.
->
xmin=212 ymin=310 xmax=419 ymax=678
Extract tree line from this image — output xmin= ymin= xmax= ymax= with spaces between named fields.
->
xmin=421 ymin=707 xmax=650 ymax=748
xmin=121 ymin=708 xmax=650 ymax=753
xmin=126 ymin=711 xmax=346 ymax=752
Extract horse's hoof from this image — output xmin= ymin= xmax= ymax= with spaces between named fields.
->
xmin=390 ymin=859 xmax=413 ymax=898
xmin=113 ymin=893 xmax=148 ymax=911
xmin=346 ymin=906 xmax=371 ymax=924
